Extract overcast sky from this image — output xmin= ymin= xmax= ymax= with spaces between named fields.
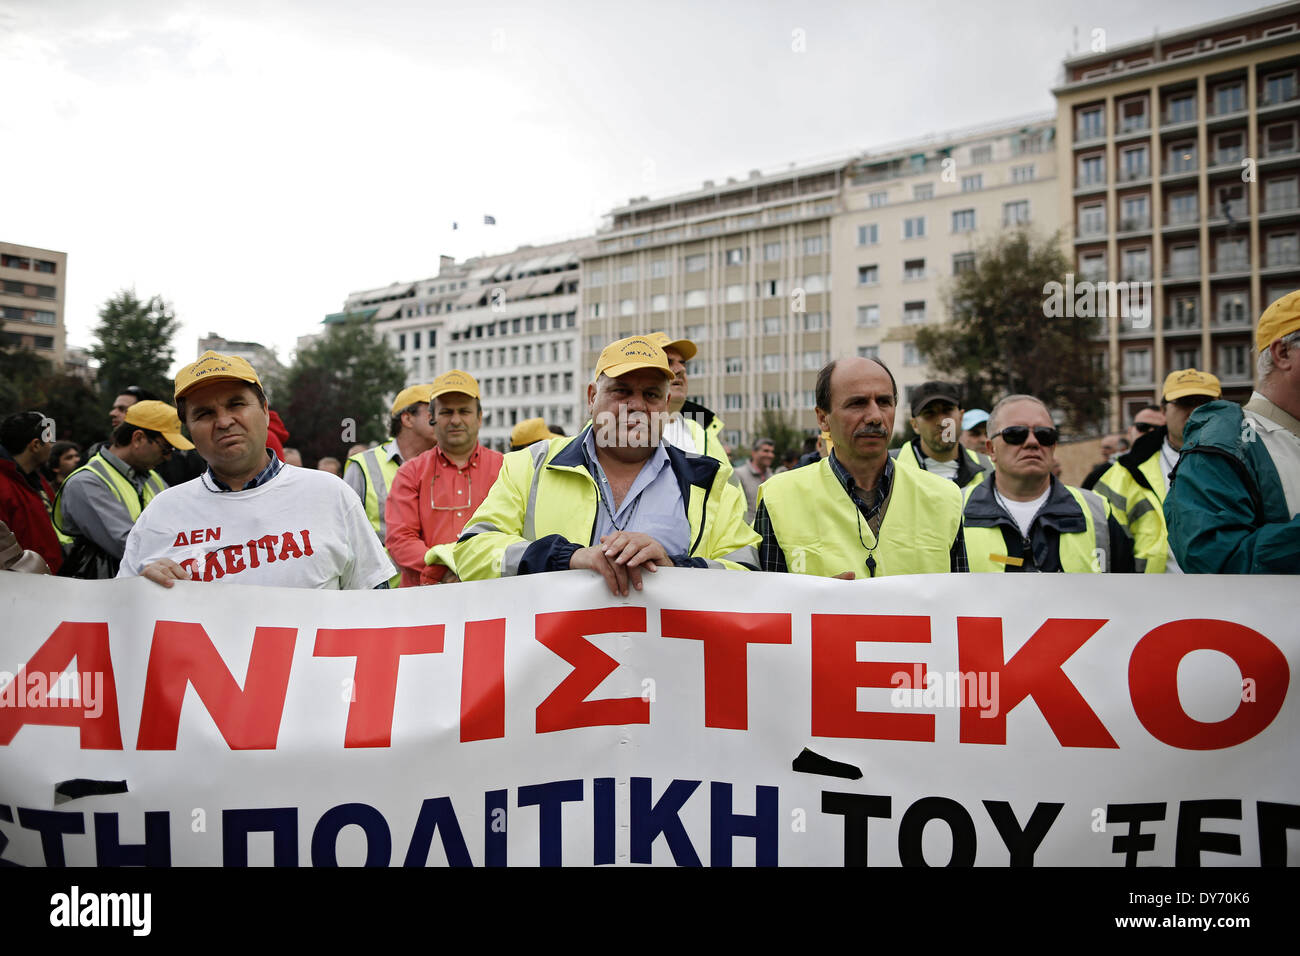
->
xmin=0 ymin=0 xmax=1262 ymax=370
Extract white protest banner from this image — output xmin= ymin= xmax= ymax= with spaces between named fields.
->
xmin=0 ymin=570 xmax=1295 ymax=866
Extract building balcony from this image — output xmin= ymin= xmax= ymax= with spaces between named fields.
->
xmin=1073 ymin=178 xmax=1108 ymax=196
xmin=1160 ymin=115 xmax=1198 ymax=135
xmin=1207 ymin=203 xmax=1249 ymax=224
xmin=1163 ymin=208 xmax=1200 ymax=226
xmin=1074 ymin=128 xmax=1107 ymax=147
xmin=1206 ymin=106 xmax=1249 ymax=130
xmin=1163 ymin=263 xmax=1201 ymax=282
xmin=1261 ymin=197 xmax=1300 ymax=218
xmin=1259 ymin=142 xmax=1300 ymax=165
xmin=1117 ymin=116 xmax=1151 ymax=135
xmin=1210 ymin=256 xmax=1251 ymax=278
xmin=1120 ymin=269 xmax=1153 ymax=283
xmin=1163 ymin=317 xmax=1203 ymax=334
xmin=1259 ymin=87 xmax=1300 ymax=114
xmin=1117 ymin=166 xmax=1152 ymax=184
xmin=1262 ymin=249 xmax=1300 ymax=271
xmin=1160 ymin=161 xmax=1199 ymax=183
xmin=1209 ymin=148 xmax=1247 ymax=171
xmin=1118 ymin=215 xmax=1152 ymax=234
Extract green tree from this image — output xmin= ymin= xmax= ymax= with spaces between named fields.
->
xmin=914 ymin=228 xmax=1107 ymax=432
xmin=89 ymin=290 xmax=181 ymax=404
xmin=0 ymin=347 xmax=102 ymax=448
xmin=278 ymin=316 xmax=407 ymax=466
xmin=752 ymin=409 xmax=804 ymax=461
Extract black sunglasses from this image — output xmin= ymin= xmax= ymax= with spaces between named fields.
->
xmin=991 ymin=425 xmax=1059 ymax=446
xmin=1133 ymin=422 xmax=1161 ymax=434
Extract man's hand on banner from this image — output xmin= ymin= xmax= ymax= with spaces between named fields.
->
xmin=140 ymin=559 xmax=192 ymax=588
xmin=570 ymin=545 xmax=632 ymax=596
xmin=600 ymin=532 xmax=670 ymax=571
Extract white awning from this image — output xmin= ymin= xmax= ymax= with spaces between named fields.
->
xmin=467 ymin=266 xmax=495 ymax=281
xmin=491 ymin=262 xmax=514 ymax=280
xmin=455 ymin=287 xmax=488 ymax=307
xmin=528 ymin=275 xmax=565 ymax=296
xmin=375 ymin=301 xmax=404 ymax=319
xmin=516 ymin=256 xmax=548 ymax=275
xmin=542 ymin=252 xmax=577 ymax=269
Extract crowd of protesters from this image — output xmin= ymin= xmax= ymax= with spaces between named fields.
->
xmin=3 ymin=290 xmax=1297 ymax=584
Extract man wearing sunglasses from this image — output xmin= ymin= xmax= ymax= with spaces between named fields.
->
xmin=756 ymin=357 xmax=966 ymax=577
xmin=962 ymin=395 xmax=1133 ymax=573
xmin=54 ymin=401 xmax=187 ymax=578
xmin=891 ymin=380 xmax=992 ymax=491
xmin=1165 ymin=291 xmax=1300 ymax=573
xmin=1094 ymin=370 xmax=1221 ymax=573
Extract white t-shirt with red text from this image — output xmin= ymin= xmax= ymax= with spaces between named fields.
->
xmin=118 ymin=465 xmax=395 ymax=589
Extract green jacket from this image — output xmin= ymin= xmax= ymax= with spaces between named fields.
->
xmin=1165 ymin=399 xmax=1300 ymax=573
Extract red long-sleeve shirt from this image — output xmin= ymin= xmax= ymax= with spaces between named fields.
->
xmin=384 ymin=443 xmax=504 ymax=587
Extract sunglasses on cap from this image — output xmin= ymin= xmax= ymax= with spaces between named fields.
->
xmin=991 ymin=425 xmax=1059 ymax=446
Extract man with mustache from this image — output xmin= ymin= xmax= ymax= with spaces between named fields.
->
xmin=755 ymin=357 xmax=966 ymax=577
xmin=962 ymin=394 xmax=1133 ymax=573
xmin=453 ymin=336 xmax=758 ymax=595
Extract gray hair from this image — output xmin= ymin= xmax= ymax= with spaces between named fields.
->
xmin=1258 ymin=329 xmax=1300 ymax=380
xmin=987 ymin=394 xmax=1051 ymax=435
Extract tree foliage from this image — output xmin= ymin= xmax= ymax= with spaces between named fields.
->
xmin=914 ymin=228 xmax=1107 ymax=432
xmin=0 ymin=348 xmax=103 ymax=448
xmin=751 ymin=409 xmax=805 ymax=461
xmin=89 ymin=289 xmax=181 ymax=405
xmin=277 ymin=316 xmax=407 ymax=466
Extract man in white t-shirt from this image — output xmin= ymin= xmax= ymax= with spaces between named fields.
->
xmin=961 ymin=394 xmax=1134 ymax=573
xmin=118 ymin=350 xmax=394 ymax=590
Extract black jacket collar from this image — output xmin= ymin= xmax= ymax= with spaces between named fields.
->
xmin=906 ymin=437 xmax=985 ymax=486
xmin=1113 ymin=426 xmax=1166 ymax=492
xmin=963 ymin=474 xmax=1086 ymax=534
xmin=550 ymin=424 xmax=723 ymax=505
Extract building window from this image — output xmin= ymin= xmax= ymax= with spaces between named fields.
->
xmin=651 ymin=293 xmax=667 ymax=311
xmin=1214 ymin=81 xmax=1244 ymax=115
xmin=1123 ymin=348 xmax=1152 ymax=384
xmin=953 ymin=252 xmax=976 ymax=275
xmin=1266 ymin=122 xmax=1298 ymax=157
xmin=1078 ymin=153 xmax=1105 ymax=186
xmin=857 ymin=345 xmax=880 ymax=360
xmin=684 ymin=323 xmax=708 ymax=341
xmin=868 ymin=191 xmax=888 ymax=208
xmin=619 ymin=299 xmax=636 ymax=316
xmin=961 ymin=174 xmax=983 ymax=192
xmin=1167 ymin=93 xmax=1196 ymax=125
xmin=857 ymin=223 xmax=878 ymax=245
xmin=1172 ymin=346 xmax=1200 ymax=369
xmin=762 ymin=353 xmax=783 ymax=371
xmin=1011 ymin=164 xmax=1035 ymax=183
xmin=684 ymin=253 xmax=708 ymax=272
xmin=803 ymin=236 xmax=824 ymax=255
xmin=903 ymin=301 xmax=927 ymax=325
xmin=952 ymin=209 xmax=976 ymax=233
xmin=763 ymin=241 xmax=783 ymax=261
xmin=1120 ymin=145 xmax=1150 ymax=181
xmin=801 ymin=312 xmax=824 ymax=331
xmin=724 ymin=393 xmax=744 ymax=411
xmin=1264 ymin=71 xmax=1297 ymax=106
xmin=684 ymin=289 xmax=709 ymax=308
xmin=802 ymin=350 xmax=824 ymax=369
xmin=1217 ymin=343 xmax=1249 ymax=380
xmin=763 ymin=316 xmax=784 ymax=335
xmin=903 ymin=259 xmax=926 ymax=280
xmin=758 ymin=278 xmax=783 ymax=298
xmin=398 ymin=333 xmax=406 ymax=351
xmin=1217 ymin=292 xmax=1249 ymax=326
xmin=725 ymin=356 xmax=745 ymax=373
xmin=857 ymin=304 xmax=880 ymax=327
xmin=725 ymin=284 xmax=745 ymax=303
xmin=725 ymin=247 xmax=747 ymax=266
xmin=913 ymin=183 xmax=934 ymax=201
xmin=763 ymin=391 xmax=784 ymax=410
xmin=1267 ymin=231 xmax=1299 ymax=267
xmin=651 ymin=259 xmax=669 ymax=277
xmin=858 ymin=265 xmax=879 ymax=285
xmin=1122 ymin=247 xmax=1152 ymax=282
xmin=588 ymin=334 xmax=603 ymax=351
xmin=588 ymin=302 xmax=604 ymax=318
xmin=617 ymin=264 xmax=635 ymax=282
xmin=970 ymin=144 xmax=993 ymax=164
xmin=1003 ymin=200 xmax=1030 ymax=226
xmin=588 ymin=270 xmax=605 ymax=287
xmin=726 ymin=319 xmax=746 ymax=339
xmin=802 ymin=274 xmax=825 ymax=293
xmin=1079 ymin=202 xmax=1106 ymax=237
xmin=903 ymin=343 xmax=922 ymax=366
xmin=903 ymin=216 xmax=926 ymax=239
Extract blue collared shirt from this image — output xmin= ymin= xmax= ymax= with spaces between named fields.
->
xmin=203 ymin=449 xmax=282 ymax=493
xmin=581 ymin=430 xmax=690 ymax=556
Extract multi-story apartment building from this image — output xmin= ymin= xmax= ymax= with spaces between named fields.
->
xmin=197 ymin=332 xmax=282 ymax=377
xmin=833 ymin=115 xmax=1060 ymax=411
xmin=584 ymin=162 xmax=843 ymax=447
xmin=1 ymin=242 xmax=67 ymax=367
xmin=1055 ymin=1 xmax=1300 ymax=426
xmin=335 ymin=236 xmax=592 ymax=451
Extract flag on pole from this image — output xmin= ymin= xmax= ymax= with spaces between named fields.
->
xmin=483 ymin=214 xmax=496 ymax=225
xmin=452 ymin=222 xmax=458 ymax=230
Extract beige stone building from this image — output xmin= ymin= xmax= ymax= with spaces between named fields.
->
xmin=583 ymin=162 xmax=843 ymax=447
xmin=1054 ymin=1 xmax=1300 ymax=427
xmin=833 ymin=115 xmax=1060 ymax=413
xmin=1 ymin=241 xmax=66 ymax=367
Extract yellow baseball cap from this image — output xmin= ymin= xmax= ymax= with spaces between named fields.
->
xmin=594 ymin=335 xmax=673 ymax=381
xmin=429 ymin=369 xmax=480 ymax=401
xmin=391 ymin=384 xmax=434 ymax=415
xmin=123 ymin=401 xmax=195 ymax=450
xmin=510 ymin=417 xmax=560 ymax=448
xmin=645 ymin=331 xmax=698 ymax=362
xmin=1162 ymin=368 xmax=1222 ymax=402
xmin=1257 ymin=289 xmax=1300 ymax=351
xmin=175 ymin=350 xmax=262 ymax=401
